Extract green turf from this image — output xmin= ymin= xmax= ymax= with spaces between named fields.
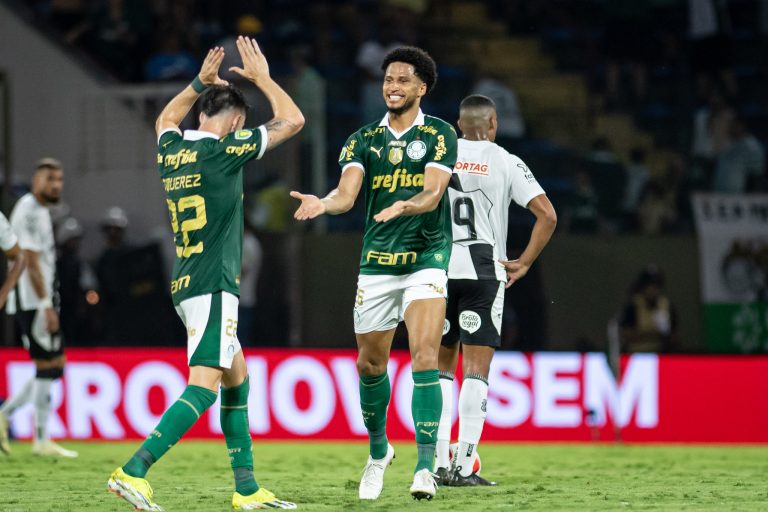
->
xmin=0 ymin=441 xmax=766 ymax=511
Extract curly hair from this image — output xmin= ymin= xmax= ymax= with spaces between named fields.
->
xmin=381 ymin=46 xmax=438 ymax=93
xmin=200 ymin=84 xmax=248 ymax=116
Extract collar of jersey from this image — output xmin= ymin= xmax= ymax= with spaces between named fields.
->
xmin=183 ymin=129 xmax=219 ymax=141
xmin=379 ymin=109 xmax=425 ymax=139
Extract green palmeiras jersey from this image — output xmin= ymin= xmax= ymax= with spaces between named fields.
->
xmin=339 ymin=110 xmax=458 ymax=275
xmin=157 ymin=126 xmax=267 ymax=304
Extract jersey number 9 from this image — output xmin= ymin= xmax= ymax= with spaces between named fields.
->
xmin=453 ymin=197 xmax=477 ymax=242
xmin=167 ymin=195 xmax=207 ymax=257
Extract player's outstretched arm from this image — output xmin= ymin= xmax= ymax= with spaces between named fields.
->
xmin=291 ymin=166 xmax=363 ymax=220
xmin=373 ymin=166 xmax=451 ymax=223
xmin=500 ymin=194 xmax=557 ymax=288
xmin=229 ymin=36 xmax=305 ymax=151
xmin=155 ymin=47 xmax=228 ymax=136
xmin=0 ymin=244 xmax=26 ymax=309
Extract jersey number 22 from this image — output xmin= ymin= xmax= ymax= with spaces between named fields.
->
xmin=167 ymin=195 xmax=207 ymax=257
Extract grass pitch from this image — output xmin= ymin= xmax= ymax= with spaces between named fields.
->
xmin=0 ymin=441 xmax=766 ymax=511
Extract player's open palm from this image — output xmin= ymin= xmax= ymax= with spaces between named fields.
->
xmin=229 ymin=36 xmax=270 ymax=83
xmin=290 ymin=191 xmax=326 ymax=220
xmin=500 ymin=259 xmax=530 ymax=288
xmin=373 ymin=201 xmax=406 ymax=223
xmin=198 ymin=47 xmax=228 ymax=86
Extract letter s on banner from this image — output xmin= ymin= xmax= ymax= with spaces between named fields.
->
xmin=486 ymin=352 xmax=531 ymax=428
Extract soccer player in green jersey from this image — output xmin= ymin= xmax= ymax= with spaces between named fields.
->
xmin=291 ymin=46 xmax=457 ymax=501
xmin=107 ymin=37 xmax=304 ymax=511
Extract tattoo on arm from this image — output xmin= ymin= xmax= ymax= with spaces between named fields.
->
xmin=265 ymin=118 xmax=298 ymax=149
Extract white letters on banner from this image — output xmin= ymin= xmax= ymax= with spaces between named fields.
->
xmin=124 ymin=362 xmax=186 ymax=436
xmin=2 ymin=353 xmax=659 ymax=439
xmin=271 ymin=356 xmax=336 ymax=435
xmin=486 ymin=352 xmax=531 ymax=428
xmin=533 ymin=353 xmax=582 ymax=427
xmin=66 ymin=362 xmax=124 ymax=438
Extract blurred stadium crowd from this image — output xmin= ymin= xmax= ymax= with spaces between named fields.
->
xmin=17 ymin=0 xmax=767 ymax=233
xmin=3 ymin=0 xmax=767 ymax=351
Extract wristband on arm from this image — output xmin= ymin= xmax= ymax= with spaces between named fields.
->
xmin=191 ymin=76 xmax=208 ymax=94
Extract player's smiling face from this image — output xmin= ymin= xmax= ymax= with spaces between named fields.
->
xmin=382 ymin=62 xmax=426 ymax=115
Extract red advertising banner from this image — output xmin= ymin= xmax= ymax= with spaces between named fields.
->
xmin=1 ymin=348 xmax=766 ymax=442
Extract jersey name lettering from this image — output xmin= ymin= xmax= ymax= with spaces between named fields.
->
xmin=163 ymin=173 xmax=202 ymax=192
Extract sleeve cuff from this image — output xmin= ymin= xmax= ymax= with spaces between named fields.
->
xmin=341 ymin=162 xmax=365 ymax=174
xmin=157 ymin=127 xmax=182 ymax=144
xmin=256 ymin=125 xmax=268 ymax=160
xmin=426 ymin=162 xmax=453 ymax=175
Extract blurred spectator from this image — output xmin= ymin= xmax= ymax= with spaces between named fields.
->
xmin=56 ymin=218 xmax=98 ymax=345
xmin=602 ymin=1 xmax=653 ymax=108
xmin=688 ymin=0 xmax=738 ymax=100
xmin=95 ymin=207 xmax=131 ymax=343
xmin=356 ymin=23 xmax=402 ymax=124
xmin=621 ymin=147 xmax=651 ymax=230
xmin=238 ymin=223 xmax=263 ymax=346
xmin=566 ymin=169 xmax=600 ymax=234
xmin=713 ymin=117 xmax=766 ymax=193
xmin=637 ymin=179 xmax=677 ymax=235
xmin=144 ymin=31 xmax=199 ymax=81
xmin=96 ymin=207 xmax=182 ymax=344
xmin=471 ymin=75 xmax=525 ymax=139
xmin=289 ymin=45 xmax=326 ymax=191
xmin=690 ymin=90 xmax=736 ymax=187
xmin=47 ymin=0 xmax=88 ymax=41
xmin=619 ymin=266 xmax=677 ymax=353
xmin=219 ymin=14 xmax=263 ymax=84
xmin=81 ymin=0 xmax=153 ymax=81
xmin=585 ymin=137 xmax=626 ymax=224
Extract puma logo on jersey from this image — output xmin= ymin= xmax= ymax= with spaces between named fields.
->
xmin=370 ymin=146 xmax=383 ymax=158
xmin=419 ymin=429 xmax=435 ymax=438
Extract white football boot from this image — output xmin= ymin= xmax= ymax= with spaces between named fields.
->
xmin=358 ymin=443 xmax=395 ymax=500
xmin=32 ymin=439 xmax=78 ymax=457
xmin=0 ymin=412 xmax=10 ymax=454
xmin=410 ymin=468 xmax=438 ymax=500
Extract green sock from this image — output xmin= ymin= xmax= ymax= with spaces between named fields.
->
xmin=123 ymin=385 xmax=217 ymax=478
xmin=359 ymin=372 xmax=390 ymax=459
xmin=221 ymin=377 xmax=259 ymax=496
xmin=412 ymin=369 xmax=441 ymax=472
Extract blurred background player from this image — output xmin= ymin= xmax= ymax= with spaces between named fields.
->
xmin=0 ymin=210 xmax=27 ymax=454
xmin=436 ymin=95 xmax=556 ymax=485
xmin=107 ymin=38 xmax=303 ymax=511
xmin=291 ymin=46 xmax=457 ymax=501
xmin=0 ymin=158 xmax=77 ymax=457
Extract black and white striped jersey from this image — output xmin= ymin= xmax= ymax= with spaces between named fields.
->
xmin=448 ymin=139 xmax=545 ymax=282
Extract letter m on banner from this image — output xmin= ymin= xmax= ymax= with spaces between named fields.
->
xmin=583 ymin=353 xmax=659 ymax=428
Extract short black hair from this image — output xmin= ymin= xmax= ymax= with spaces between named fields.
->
xmin=460 ymin=94 xmax=496 ymax=111
xmin=200 ymin=85 xmax=248 ymax=116
xmin=381 ymin=46 xmax=438 ymax=93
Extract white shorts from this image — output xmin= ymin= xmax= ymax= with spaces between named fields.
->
xmin=175 ymin=291 xmax=241 ymax=368
xmin=353 ymin=268 xmax=448 ymax=334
